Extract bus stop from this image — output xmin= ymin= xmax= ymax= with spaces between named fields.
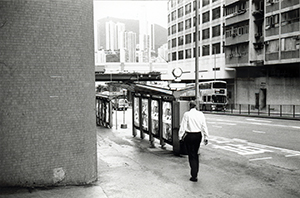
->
xmin=131 ymin=83 xmax=194 ymax=155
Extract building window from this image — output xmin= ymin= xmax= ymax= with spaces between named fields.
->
xmin=168 ymin=27 xmax=170 ymax=36
xmin=266 ymin=14 xmax=279 ymax=29
xmin=185 ymin=34 xmax=192 ymax=44
xmin=171 ymin=11 xmax=176 ymax=21
xmin=172 ymin=38 xmax=177 ymax=48
xmin=202 ymin=28 xmax=210 ymax=40
xmin=185 ymin=49 xmax=192 ymax=59
xmin=185 ymin=3 xmax=192 ymax=15
xmin=212 ymin=43 xmax=221 ymax=54
xmin=203 ymin=0 xmax=210 ymax=7
xmin=178 ymin=21 xmax=184 ymax=32
xmin=202 ymin=45 xmax=210 ymax=56
xmin=178 ymin=36 xmax=184 ymax=46
xmin=281 ymin=9 xmax=300 ymax=26
xmin=172 ymin=24 xmax=176 ymax=34
xmin=172 ymin=52 xmax=177 ymax=61
xmin=212 ymin=25 xmax=221 ymax=37
xmin=178 ymin=7 xmax=184 ymax=18
xmin=212 ymin=7 xmax=221 ymax=20
xmin=168 ymin=14 xmax=170 ymax=23
xmin=266 ymin=39 xmax=279 ymax=53
xmin=202 ymin=11 xmax=210 ymax=23
xmin=178 ymin=50 xmax=184 ymax=60
xmin=185 ymin=18 xmax=192 ymax=29
xmin=281 ymin=37 xmax=300 ymax=51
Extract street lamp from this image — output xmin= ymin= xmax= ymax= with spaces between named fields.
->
xmin=195 ymin=0 xmax=200 ymax=108
xmin=121 ymin=89 xmax=127 ymax=129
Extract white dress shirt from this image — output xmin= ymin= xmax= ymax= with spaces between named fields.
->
xmin=179 ymin=108 xmax=209 ymax=140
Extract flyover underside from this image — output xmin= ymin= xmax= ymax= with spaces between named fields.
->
xmin=95 ymin=72 xmax=161 ymax=82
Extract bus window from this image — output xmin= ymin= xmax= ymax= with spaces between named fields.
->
xmin=212 ymin=95 xmax=226 ymax=103
xmin=203 ymin=96 xmax=207 ymax=102
xmin=213 ymin=82 xmax=226 ymax=88
xmin=208 ymin=96 xmax=211 ymax=102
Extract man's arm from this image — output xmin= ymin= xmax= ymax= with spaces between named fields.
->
xmin=178 ymin=113 xmax=187 ymax=139
xmin=201 ymin=114 xmax=209 ymax=145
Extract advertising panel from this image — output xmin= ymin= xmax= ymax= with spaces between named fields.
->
xmin=134 ymin=97 xmax=139 ymax=126
xmin=142 ymin=98 xmax=149 ymax=130
xmin=151 ymin=100 xmax=159 ymax=136
xmin=162 ymin=101 xmax=172 ymax=142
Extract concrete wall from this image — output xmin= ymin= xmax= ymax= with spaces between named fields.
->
xmin=0 ymin=0 xmax=97 ymax=186
xmin=236 ymin=77 xmax=300 ymax=105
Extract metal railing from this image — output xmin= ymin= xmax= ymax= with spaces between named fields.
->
xmin=206 ymin=104 xmax=300 ymax=120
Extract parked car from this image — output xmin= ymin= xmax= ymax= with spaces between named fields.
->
xmin=113 ymin=99 xmax=129 ymax=111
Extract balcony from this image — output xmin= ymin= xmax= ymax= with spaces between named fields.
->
xmin=226 ymin=9 xmax=250 ymax=25
xmin=226 ymin=33 xmax=249 ymax=46
xmin=281 ymin=49 xmax=300 ymax=59
xmin=265 ymin=52 xmax=279 ymax=61
xmin=281 ymin=21 xmax=300 ymax=34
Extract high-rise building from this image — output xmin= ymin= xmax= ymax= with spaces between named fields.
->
xmin=167 ymin=0 xmax=235 ymax=81
xmin=167 ymin=0 xmax=236 ymax=104
xmin=223 ymin=0 xmax=300 ymax=106
xmin=106 ymin=21 xmax=116 ymax=50
xmin=124 ymin=31 xmax=137 ymax=62
xmin=138 ymin=5 xmax=152 ymax=63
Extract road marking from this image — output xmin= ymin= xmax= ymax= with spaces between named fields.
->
xmin=246 ymin=118 xmax=272 ymax=123
xmin=285 ymin=154 xmax=300 ymax=157
xmin=212 ymin=125 xmax=222 ymax=128
xmin=249 ymin=157 xmax=272 ymax=161
xmin=252 ymin=130 xmax=266 ymax=134
xmin=209 ymin=135 xmax=300 ymax=157
xmin=209 ymin=118 xmax=300 ymax=130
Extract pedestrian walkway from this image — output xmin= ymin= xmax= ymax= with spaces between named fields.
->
xmin=1 ymin=110 xmax=299 ymax=198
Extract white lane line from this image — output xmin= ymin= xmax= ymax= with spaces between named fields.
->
xmin=249 ymin=157 xmax=272 ymax=161
xmin=212 ymin=125 xmax=222 ymax=128
xmin=252 ymin=130 xmax=266 ymax=134
xmin=285 ymin=154 xmax=300 ymax=157
xmin=246 ymin=118 xmax=272 ymax=123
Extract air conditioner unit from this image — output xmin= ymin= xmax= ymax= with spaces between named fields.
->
xmin=255 ymin=33 xmax=262 ymax=38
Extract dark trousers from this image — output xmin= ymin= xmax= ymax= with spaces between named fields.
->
xmin=185 ymin=132 xmax=202 ymax=178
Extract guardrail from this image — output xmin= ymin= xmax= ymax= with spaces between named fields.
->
xmin=206 ymin=104 xmax=300 ymax=119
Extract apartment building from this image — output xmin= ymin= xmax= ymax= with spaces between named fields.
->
xmin=167 ymin=0 xmax=235 ymax=103
xmin=224 ymin=0 xmax=300 ymax=107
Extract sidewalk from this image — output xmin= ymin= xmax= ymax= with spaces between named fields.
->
xmin=1 ymin=110 xmax=299 ymax=198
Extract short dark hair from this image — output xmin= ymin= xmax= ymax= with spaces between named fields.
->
xmin=189 ymin=100 xmax=197 ymax=109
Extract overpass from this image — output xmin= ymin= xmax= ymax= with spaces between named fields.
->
xmin=95 ymin=62 xmax=172 ymax=82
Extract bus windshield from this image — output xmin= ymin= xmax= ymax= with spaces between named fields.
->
xmin=213 ymin=82 xmax=226 ymax=89
xmin=212 ymin=95 xmax=226 ymax=103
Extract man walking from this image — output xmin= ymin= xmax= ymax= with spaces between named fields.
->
xmin=179 ymin=100 xmax=209 ymax=182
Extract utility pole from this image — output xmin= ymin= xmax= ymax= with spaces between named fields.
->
xmin=195 ymin=0 xmax=200 ymax=108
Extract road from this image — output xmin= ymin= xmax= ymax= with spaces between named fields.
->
xmin=205 ymin=114 xmax=300 ymax=171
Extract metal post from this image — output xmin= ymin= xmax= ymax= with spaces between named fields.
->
xmin=195 ymin=0 xmax=200 ymax=107
xmin=214 ymin=46 xmax=216 ymax=81
xmin=280 ymin=105 xmax=282 ymax=117
xmin=293 ymin=105 xmax=295 ymax=118
xmin=268 ymin=105 xmax=270 ymax=116
xmin=121 ymin=90 xmax=127 ymax=129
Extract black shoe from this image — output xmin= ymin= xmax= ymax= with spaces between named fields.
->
xmin=190 ymin=177 xmax=198 ymax=182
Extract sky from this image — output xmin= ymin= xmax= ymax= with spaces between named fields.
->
xmin=93 ymin=0 xmax=168 ymax=28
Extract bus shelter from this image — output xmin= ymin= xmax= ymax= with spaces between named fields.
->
xmin=95 ymin=93 xmax=114 ymax=128
xmin=131 ymin=83 xmax=194 ymax=155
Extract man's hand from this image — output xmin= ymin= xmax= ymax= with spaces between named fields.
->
xmin=204 ymin=139 xmax=208 ymax=145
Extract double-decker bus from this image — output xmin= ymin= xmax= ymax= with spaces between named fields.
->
xmin=180 ymin=80 xmax=227 ymax=111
